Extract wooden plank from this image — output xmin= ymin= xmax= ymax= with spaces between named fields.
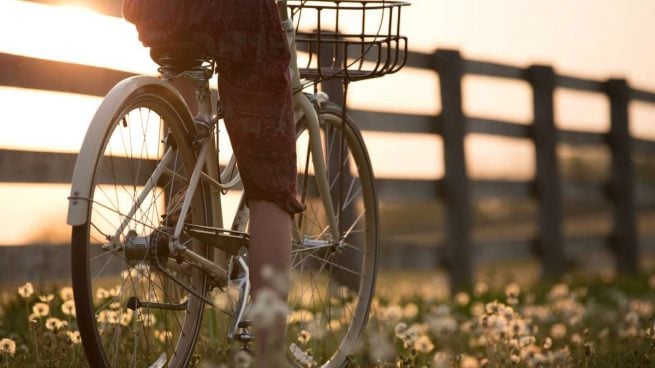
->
xmin=528 ymin=65 xmax=566 ymax=278
xmin=607 ymin=79 xmax=639 ymax=273
xmin=471 ymin=179 xmax=532 ymax=199
xmin=0 ymin=149 xmax=76 ymax=183
xmin=558 ymin=129 xmax=607 ymax=146
xmin=633 ymin=138 xmax=655 ymax=154
xmin=434 ymin=49 xmax=473 ymax=290
xmin=557 ymin=75 xmax=605 ymax=93
xmin=562 ymin=181 xmax=607 ymax=201
xmin=0 ymin=244 xmax=72 ymax=284
xmin=635 ymin=183 xmax=655 ymax=206
xmin=630 ymin=88 xmax=655 ymax=104
xmin=349 ymin=110 xmax=438 ymax=134
xmin=0 ymin=53 xmax=133 ymax=97
xmin=376 ymin=178 xmax=441 ymax=201
xmin=463 ymin=59 xmax=526 ymax=80
xmin=467 ymin=117 xmax=531 ymax=138
xmin=404 ymin=50 xmax=434 ymax=70
xmin=0 ymin=149 xmax=158 ymax=185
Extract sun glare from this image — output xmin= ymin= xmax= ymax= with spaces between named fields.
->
xmin=0 ymin=0 xmax=156 ymax=74
xmin=0 ymin=87 xmax=101 ymax=153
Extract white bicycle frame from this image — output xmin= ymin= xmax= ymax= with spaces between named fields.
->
xmin=67 ymin=0 xmax=340 ymax=342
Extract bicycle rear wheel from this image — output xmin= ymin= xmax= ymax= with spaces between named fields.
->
xmin=288 ymin=102 xmax=379 ymax=367
xmin=71 ymin=85 xmax=211 ymax=368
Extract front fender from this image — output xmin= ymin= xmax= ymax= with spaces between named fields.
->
xmin=67 ymin=76 xmax=192 ymax=226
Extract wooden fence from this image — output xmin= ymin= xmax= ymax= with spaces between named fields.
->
xmin=2 ymin=8 xmax=655 ymax=289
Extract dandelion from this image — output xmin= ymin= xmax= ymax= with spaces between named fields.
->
xmin=414 ymin=335 xmax=434 ymax=353
xmin=96 ymin=288 xmax=110 ymax=300
xmin=403 ymin=303 xmax=419 ymax=319
xmin=18 ymin=282 xmax=34 ymax=298
xmin=108 ymin=311 xmax=121 ymax=325
xmin=138 ymin=312 xmax=156 ymax=327
xmin=297 ymin=330 xmax=311 ymax=344
xmin=367 ymin=329 xmax=395 ymax=362
xmin=38 ymin=294 xmax=54 ymax=303
xmin=379 ymin=304 xmax=403 ymax=323
xmin=109 ymin=286 xmax=121 ymax=297
xmin=260 ymin=265 xmax=289 ymax=294
xmin=550 ymin=323 xmax=567 ymax=339
xmin=248 ymin=288 xmax=289 ymax=328
xmin=548 ymin=284 xmax=569 ymax=300
xmin=154 ymin=330 xmax=172 ymax=343
xmin=473 ymin=282 xmax=488 ymax=297
xmin=455 ymin=292 xmax=470 ymax=306
xmin=432 ymin=351 xmax=451 ymax=368
xmin=213 ymin=293 xmax=230 ymax=311
xmin=470 ymin=302 xmax=485 ymax=317
xmin=121 ymin=268 xmax=136 ymax=280
xmin=0 ymin=338 xmax=16 ymax=357
xmin=60 ymin=286 xmax=74 ymax=301
xmin=394 ymin=322 xmax=408 ymax=338
xmin=32 ymin=302 xmax=50 ymax=317
xmin=649 ymin=273 xmax=655 ymax=289
xmin=62 ymin=300 xmax=76 ymax=317
xmin=504 ymin=282 xmax=521 ymax=299
xmin=459 ymin=354 xmax=479 ymax=368
xmin=67 ymin=330 xmax=82 ymax=345
xmin=45 ymin=317 xmax=66 ymax=331
xmin=288 ymin=309 xmax=314 ymax=324
xmin=328 ymin=319 xmax=341 ymax=332
xmin=120 ymin=310 xmax=133 ymax=326
xmin=485 ymin=301 xmax=500 ymax=315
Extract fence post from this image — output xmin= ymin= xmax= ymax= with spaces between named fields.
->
xmin=434 ymin=49 xmax=472 ymax=291
xmin=606 ymin=78 xmax=639 ymax=274
xmin=527 ymin=65 xmax=566 ymax=279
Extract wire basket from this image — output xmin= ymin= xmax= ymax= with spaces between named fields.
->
xmin=288 ymin=0 xmax=409 ymax=83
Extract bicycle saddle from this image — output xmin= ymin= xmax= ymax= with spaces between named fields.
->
xmin=150 ymin=42 xmax=213 ymax=72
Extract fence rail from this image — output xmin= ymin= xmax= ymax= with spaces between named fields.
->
xmin=2 ymin=41 xmax=655 ymax=289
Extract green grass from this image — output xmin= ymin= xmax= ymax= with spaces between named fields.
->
xmin=1 ymin=270 xmax=655 ymax=367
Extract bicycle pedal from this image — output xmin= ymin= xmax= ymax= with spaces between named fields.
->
xmin=184 ymin=224 xmax=249 ymax=256
xmin=235 ymin=332 xmax=255 ymax=343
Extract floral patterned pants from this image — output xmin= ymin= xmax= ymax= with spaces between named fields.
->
xmin=123 ymin=0 xmax=304 ymax=214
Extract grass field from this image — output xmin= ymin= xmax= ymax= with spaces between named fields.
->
xmin=1 ymin=267 xmax=655 ymax=367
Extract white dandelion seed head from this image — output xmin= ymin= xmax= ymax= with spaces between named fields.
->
xmin=59 ymin=286 xmax=74 ymax=302
xmin=32 ymin=302 xmax=50 ymax=317
xmin=0 ymin=338 xmax=17 ymax=356
xmin=18 ymin=282 xmax=34 ymax=298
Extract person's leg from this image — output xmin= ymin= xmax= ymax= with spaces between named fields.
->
xmin=248 ymin=200 xmax=292 ymax=367
xmin=198 ymin=1 xmax=304 ymax=365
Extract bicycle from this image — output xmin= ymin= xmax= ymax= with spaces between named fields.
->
xmin=66 ymin=1 xmax=407 ymax=367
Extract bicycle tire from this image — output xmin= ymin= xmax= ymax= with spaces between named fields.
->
xmin=71 ymin=85 xmax=211 ymax=368
xmin=287 ymin=102 xmax=379 ymax=368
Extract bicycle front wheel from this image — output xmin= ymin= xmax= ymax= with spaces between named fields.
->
xmin=70 ymin=85 xmax=211 ymax=368
xmin=288 ymin=102 xmax=379 ymax=368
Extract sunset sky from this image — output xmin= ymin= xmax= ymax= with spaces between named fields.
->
xmin=1 ymin=0 xmax=654 ymax=244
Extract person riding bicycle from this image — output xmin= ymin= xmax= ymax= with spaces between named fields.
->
xmin=122 ymin=0 xmax=303 ymax=366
